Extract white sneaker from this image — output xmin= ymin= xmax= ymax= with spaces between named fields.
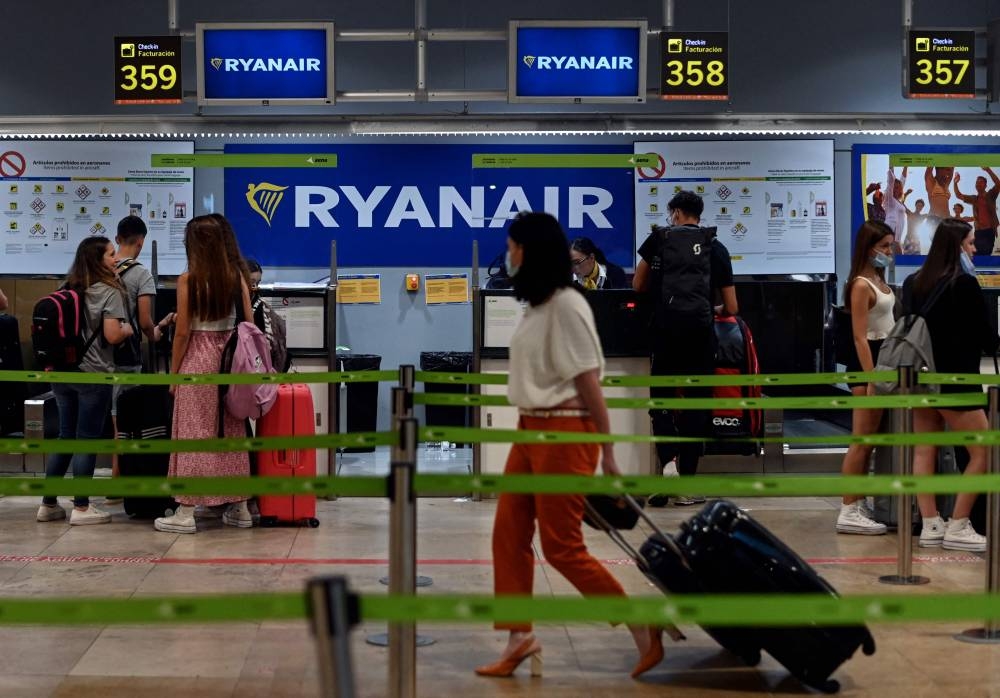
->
xmin=943 ymin=517 xmax=987 ymax=553
xmin=223 ymin=501 xmax=253 ymax=529
xmin=836 ymin=502 xmax=887 ymax=535
xmin=919 ymin=515 xmax=946 ymax=547
xmin=69 ymin=505 xmax=112 ymax=526
xmin=36 ymin=503 xmax=67 ymax=522
xmin=154 ymin=505 xmax=197 ymax=534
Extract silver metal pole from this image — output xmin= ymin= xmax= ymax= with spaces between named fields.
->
xmin=957 ymin=385 xmax=1000 ymax=643
xmin=328 ymin=241 xmax=339 ymax=484
xmin=167 ymin=0 xmax=179 ymax=33
xmin=664 ymin=0 xmax=675 ymax=30
xmin=880 ymin=364 xmax=929 ymax=585
xmin=308 ymin=575 xmax=359 ymax=698
xmin=388 ymin=416 xmax=418 ymax=698
xmin=414 ymin=0 xmax=428 ymax=102
xmin=471 ymin=240 xmax=483 ymax=501
xmin=149 ymin=240 xmax=160 ymax=371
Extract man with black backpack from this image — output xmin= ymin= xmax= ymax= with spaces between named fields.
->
xmin=633 ymin=191 xmax=739 ymax=506
xmin=110 ymin=216 xmax=173 ymax=483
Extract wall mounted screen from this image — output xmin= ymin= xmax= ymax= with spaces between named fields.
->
xmin=196 ymin=22 xmax=335 ymax=106
xmin=508 ymin=20 xmax=647 ymax=103
xmin=634 ymin=140 xmax=836 ymax=276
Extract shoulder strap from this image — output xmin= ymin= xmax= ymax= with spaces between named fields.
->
xmin=117 ymin=260 xmax=139 ymax=279
xmin=919 ymin=279 xmax=951 ymax=316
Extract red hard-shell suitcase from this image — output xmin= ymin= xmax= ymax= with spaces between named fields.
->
xmin=256 ymin=383 xmax=319 ymax=527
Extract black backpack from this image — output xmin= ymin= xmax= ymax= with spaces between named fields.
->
xmin=31 ymin=288 xmax=100 ymax=371
xmin=113 ymin=260 xmax=143 ymax=367
xmin=649 ymin=224 xmax=715 ymax=330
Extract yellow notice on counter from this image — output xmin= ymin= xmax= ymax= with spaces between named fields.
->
xmin=337 ymin=274 xmax=381 ymax=304
xmin=425 ymin=273 xmax=469 ymax=305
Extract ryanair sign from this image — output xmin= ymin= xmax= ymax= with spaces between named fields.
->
xmin=197 ymin=22 xmax=335 ymax=105
xmin=224 ymin=144 xmax=635 ymax=268
xmin=509 ymin=21 xmax=647 ymax=103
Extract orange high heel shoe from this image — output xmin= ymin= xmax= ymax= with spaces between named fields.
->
xmin=631 ymin=627 xmax=664 ymax=679
xmin=475 ymin=635 xmax=543 ymax=678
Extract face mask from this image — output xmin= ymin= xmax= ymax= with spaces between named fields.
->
xmin=960 ymin=250 xmax=976 ymax=275
xmin=505 ymin=249 xmax=520 ymax=278
xmin=871 ymin=252 xmax=892 ymax=269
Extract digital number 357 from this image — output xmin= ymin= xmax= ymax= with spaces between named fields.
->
xmin=913 ymin=58 xmax=970 ymax=86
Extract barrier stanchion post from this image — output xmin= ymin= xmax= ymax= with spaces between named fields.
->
xmin=957 ymin=384 xmax=1000 ymax=643
xmin=307 ymin=575 xmax=360 ymax=698
xmin=367 ymin=390 xmax=434 ymax=649
xmin=327 ymin=240 xmax=340 ymax=486
xmin=388 ymin=416 xmax=418 ymax=698
xmin=471 ymin=239 xmax=483 ymax=501
xmin=880 ymin=364 xmax=930 ymax=585
xmin=398 ymin=365 xmax=415 ymax=403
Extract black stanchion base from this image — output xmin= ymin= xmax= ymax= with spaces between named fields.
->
xmin=878 ymin=574 xmax=931 ymax=585
xmin=365 ymin=632 xmax=436 ymax=647
xmin=379 ymin=575 xmax=433 ymax=587
xmin=955 ymin=628 xmax=1000 ymax=644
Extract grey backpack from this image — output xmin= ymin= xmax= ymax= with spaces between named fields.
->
xmin=874 ymin=280 xmax=949 ymax=394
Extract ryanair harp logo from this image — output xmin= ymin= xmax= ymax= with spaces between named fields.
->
xmin=522 ymin=55 xmax=536 ymax=68
xmin=246 ymin=182 xmax=288 ymax=227
xmin=210 ymin=57 xmax=223 ymax=70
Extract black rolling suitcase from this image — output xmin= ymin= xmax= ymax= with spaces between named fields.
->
xmin=116 ymin=385 xmax=176 ymax=519
xmin=0 ymin=314 xmax=26 ymax=435
xmin=586 ymin=497 xmax=875 ymax=694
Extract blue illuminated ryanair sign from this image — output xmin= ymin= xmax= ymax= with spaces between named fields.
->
xmin=196 ymin=22 xmax=335 ymax=106
xmin=509 ymin=20 xmax=647 ymax=103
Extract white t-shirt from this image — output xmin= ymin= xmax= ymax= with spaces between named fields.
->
xmin=507 ymin=287 xmax=604 ymax=409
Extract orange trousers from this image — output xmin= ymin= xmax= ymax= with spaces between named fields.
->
xmin=492 ymin=415 xmax=626 ymax=632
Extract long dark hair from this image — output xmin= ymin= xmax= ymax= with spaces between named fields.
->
xmin=184 ymin=215 xmax=242 ymax=321
xmin=913 ymin=218 xmax=972 ymax=298
xmin=845 ymin=220 xmax=893 ymax=297
xmin=508 ymin=212 xmax=573 ymax=306
xmin=66 ymin=236 xmax=120 ymax=292
xmin=570 ymin=237 xmax=609 ymax=266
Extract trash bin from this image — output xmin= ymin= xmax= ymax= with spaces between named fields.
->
xmin=420 ymin=352 xmax=473 ymax=445
xmin=339 ymin=353 xmax=382 ymax=453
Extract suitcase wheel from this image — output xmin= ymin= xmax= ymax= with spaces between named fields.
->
xmin=818 ymin=679 xmax=840 ymax=694
xmin=307 ymin=518 xmax=320 ymax=528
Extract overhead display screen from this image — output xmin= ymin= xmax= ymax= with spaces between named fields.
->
xmin=634 ymin=140 xmax=836 ymax=276
xmin=196 ymin=22 xmax=335 ymax=106
xmin=508 ymin=20 xmax=647 ymax=103
xmin=0 ymin=141 xmax=193 ymax=275
xmin=659 ymin=31 xmax=728 ymax=101
xmin=114 ymin=36 xmax=182 ymax=105
xmin=905 ymin=29 xmax=975 ymax=99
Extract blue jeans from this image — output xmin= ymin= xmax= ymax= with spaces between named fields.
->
xmin=43 ymin=383 xmax=112 ymax=508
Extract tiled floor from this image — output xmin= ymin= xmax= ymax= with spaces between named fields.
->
xmin=0 ymin=474 xmax=998 ymax=696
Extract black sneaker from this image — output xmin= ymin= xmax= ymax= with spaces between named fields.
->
xmin=648 ymin=494 xmax=670 ymax=508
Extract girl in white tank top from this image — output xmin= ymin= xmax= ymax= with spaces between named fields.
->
xmin=836 ymin=221 xmax=897 ymax=536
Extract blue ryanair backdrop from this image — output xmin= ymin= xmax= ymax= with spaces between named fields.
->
xmin=224 ymin=144 xmax=637 ymax=268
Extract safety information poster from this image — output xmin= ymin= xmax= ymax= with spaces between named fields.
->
xmin=633 ymin=140 xmax=835 ymax=275
xmin=0 ymin=141 xmax=193 ymax=275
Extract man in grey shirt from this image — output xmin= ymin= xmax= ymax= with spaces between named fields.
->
xmin=110 ymin=216 xmax=172 ymax=482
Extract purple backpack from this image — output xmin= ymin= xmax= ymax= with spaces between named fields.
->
xmin=218 ymin=321 xmax=278 ymax=427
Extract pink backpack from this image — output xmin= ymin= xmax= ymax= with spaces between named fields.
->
xmin=218 ymin=321 xmax=278 ymax=426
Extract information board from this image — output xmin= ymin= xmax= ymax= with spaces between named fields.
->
xmin=634 ymin=140 xmax=835 ymax=275
xmin=659 ymin=32 xmax=728 ymax=101
xmin=508 ymin=20 xmax=647 ymax=103
xmin=0 ymin=141 xmax=193 ymax=275
xmin=114 ymin=36 xmax=182 ymax=105
xmin=905 ymin=29 xmax=975 ymax=99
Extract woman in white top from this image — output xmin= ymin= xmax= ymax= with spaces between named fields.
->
xmin=475 ymin=213 xmax=671 ymax=681
xmin=835 ymin=221 xmax=896 ymax=535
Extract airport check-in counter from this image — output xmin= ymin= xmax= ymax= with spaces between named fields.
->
xmin=478 ymin=289 xmax=654 ymax=477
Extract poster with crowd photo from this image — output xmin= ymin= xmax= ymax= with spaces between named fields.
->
xmin=853 ymin=145 xmax=1000 ymax=266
